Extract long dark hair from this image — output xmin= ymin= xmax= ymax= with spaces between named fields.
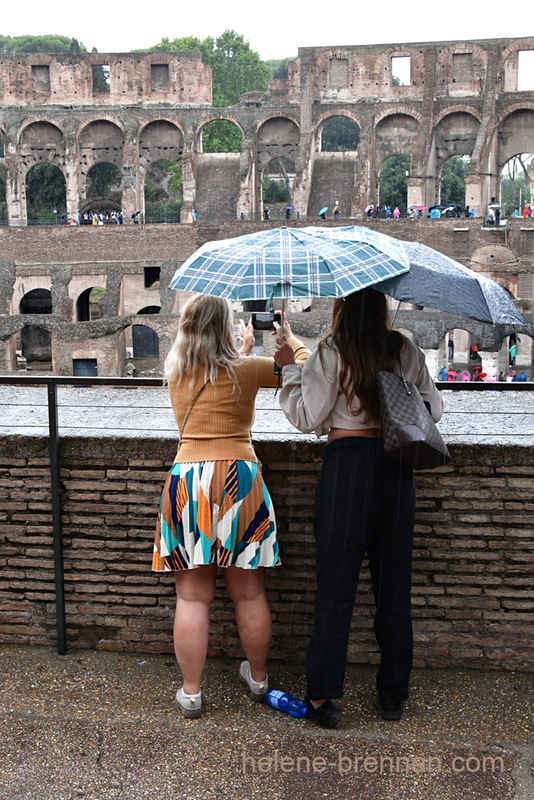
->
xmin=319 ymin=288 xmax=404 ymax=421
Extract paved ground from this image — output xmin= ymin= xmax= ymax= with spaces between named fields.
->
xmin=0 ymin=646 xmax=532 ymax=800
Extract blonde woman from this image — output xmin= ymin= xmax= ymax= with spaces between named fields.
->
xmin=153 ymin=294 xmax=309 ymax=718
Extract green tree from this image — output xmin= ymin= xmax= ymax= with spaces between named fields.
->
xmin=379 ymin=155 xmax=410 ymax=213
xmin=265 ymin=58 xmax=294 ymax=80
xmin=149 ymin=30 xmax=270 ymax=108
xmin=26 ymin=163 xmax=66 ymax=221
xmin=202 ymin=120 xmax=242 ymax=153
xmin=0 ymin=35 xmax=87 ymax=53
xmin=86 ymin=163 xmax=122 ymax=199
xmin=440 ymin=155 xmax=470 ymax=207
xmin=321 ymin=117 xmax=360 ymax=152
xmin=501 ymin=155 xmax=532 ymax=214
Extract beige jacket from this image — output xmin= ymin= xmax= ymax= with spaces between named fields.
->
xmin=280 ymin=337 xmax=443 ymax=437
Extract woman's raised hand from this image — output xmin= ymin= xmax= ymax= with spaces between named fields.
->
xmin=272 ymin=311 xmax=293 ymax=340
xmin=238 ymin=318 xmax=255 ymax=355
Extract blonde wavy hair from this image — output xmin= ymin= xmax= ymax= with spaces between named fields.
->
xmin=164 ymin=294 xmax=240 ymax=387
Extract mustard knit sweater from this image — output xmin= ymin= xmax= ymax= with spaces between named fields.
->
xmin=169 ymin=337 xmax=310 ymax=463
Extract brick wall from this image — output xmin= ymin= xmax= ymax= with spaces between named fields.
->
xmin=0 ymin=434 xmax=533 ymax=671
xmin=1 ymin=219 xmax=532 ymax=272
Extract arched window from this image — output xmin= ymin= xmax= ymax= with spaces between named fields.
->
xmin=25 ymin=164 xmax=66 ymax=224
xmin=144 ymin=160 xmax=182 ymax=224
xmin=132 ymin=325 xmax=159 ymax=358
xmin=201 ymin=120 xmax=242 ymax=153
xmin=76 ymin=287 xmax=105 ymax=322
xmin=319 ymin=116 xmax=360 ymax=152
xmin=20 ymin=288 xmax=52 ymax=315
xmin=379 ymin=155 xmax=410 ymax=214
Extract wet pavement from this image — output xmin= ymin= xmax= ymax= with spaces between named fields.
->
xmin=0 ymin=645 xmax=532 ymax=800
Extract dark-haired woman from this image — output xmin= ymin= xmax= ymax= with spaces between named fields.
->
xmin=274 ymin=288 xmax=442 ymax=727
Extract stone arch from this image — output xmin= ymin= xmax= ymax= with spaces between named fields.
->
xmin=131 ymin=323 xmax=160 ymax=358
xmin=76 ymin=286 xmax=106 ymax=321
xmin=21 ymin=324 xmax=52 ymax=365
xmin=501 ymin=38 xmax=534 ymax=91
xmin=378 ymin=154 xmax=411 ymax=213
xmin=500 ymin=152 xmax=533 ymax=215
xmin=78 ymin=119 xmax=125 ymax=173
xmin=372 ymin=46 xmax=422 ymax=90
xmin=83 ymin=161 xmax=123 ymax=212
xmin=374 ymin=114 xmax=419 ymax=166
xmin=315 ymin=113 xmax=360 ymax=153
xmin=138 ymin=119 xmax=184 ymax=169
xmin=497 ymin=109 xmax=534 ymax=169
xmin=19 ymin=120 xmax=65 ymax=169
xmin=143 ymin=158 xmax=183 ymax=224
xmin=137 ymin=305 xmax=161 ymax=314
xmin=261 ymin=156 xmax=296 ymax=217
xmin=256 ymin=116 xmax=300 ymax=172
xmin=439 ymin=154 xmax=472 ymax=208
xmin=433 ymin=112 xmax=480 ymax=170
xmin=20 ymin=288 xmax=52 ymax=315
xmin=25 ymin=162 xmax=66 ymax=223
xmin=198 ymin=118 xmax=243 ymax=153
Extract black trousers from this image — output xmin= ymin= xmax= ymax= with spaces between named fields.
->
xmin=306 ymin=437 xmax=415 ymax=701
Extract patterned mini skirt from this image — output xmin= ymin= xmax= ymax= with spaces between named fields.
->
xmin=152 ymin=460 xmax=280 ymax=571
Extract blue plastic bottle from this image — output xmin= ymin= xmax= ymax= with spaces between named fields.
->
xmin=264 ymin=689 xmax=308 ymax=718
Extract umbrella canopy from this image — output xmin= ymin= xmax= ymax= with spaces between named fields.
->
xmin=376 ymin=240 xmax=528 ymax=327
xmin=318 ymin=206 xmax=329 ymax=215
xmin=308 ymin=228 xmax=528 ymax=327
xmin=169 ymin=225 xmax=410 ymax=302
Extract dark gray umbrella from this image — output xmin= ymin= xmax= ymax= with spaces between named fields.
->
xmin=375 ymin=240 xmax=527 ymax=327
xmin=305 ymin=228 xmax=528 ymax=327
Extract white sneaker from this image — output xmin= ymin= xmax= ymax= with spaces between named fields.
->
xmin=175 ymin=688 xmax=202 ymax=719
xmin=239 ymin=660 xmax=268 ymax=701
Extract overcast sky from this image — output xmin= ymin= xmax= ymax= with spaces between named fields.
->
xmin=1 ymin=1 xmax=530 ymax=60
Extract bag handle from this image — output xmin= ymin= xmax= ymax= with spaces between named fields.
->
xmin=397 ymin=357 xmax=412 ymax=397
xmin=179 ymin=380 xmax=209 ymax=444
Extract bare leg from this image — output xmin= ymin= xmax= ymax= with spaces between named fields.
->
xmin=224 ymin=566 xmax=271 ymax=682
xmin=173 ymin=564 xmax=217 ymax=694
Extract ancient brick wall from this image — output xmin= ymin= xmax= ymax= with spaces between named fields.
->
xmin=1 ymin=218 xmax=532 ymax=375
xmin=0 ymin=39 xmax=533 ymax=224
xmin=0 ymin=434 xmax=533 ymax=671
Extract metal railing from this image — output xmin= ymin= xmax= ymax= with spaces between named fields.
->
xmin=0 ymin=373 xmax=533 ymax=654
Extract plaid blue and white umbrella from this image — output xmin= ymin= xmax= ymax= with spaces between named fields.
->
xmin=169 ymin=225 xmax=410 ymax=302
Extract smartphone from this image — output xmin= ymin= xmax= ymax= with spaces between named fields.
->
xmin=251 ymin=312 xmax=282 ymax=330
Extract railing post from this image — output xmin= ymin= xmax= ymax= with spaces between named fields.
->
xmin=47 ymin=380 xmax=67 ymax=655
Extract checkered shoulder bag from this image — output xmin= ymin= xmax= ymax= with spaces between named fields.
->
xmin=377 ymin=364 xmax=450 ymax=471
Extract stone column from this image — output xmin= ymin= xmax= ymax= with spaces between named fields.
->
xmin=480 ymin=351 xmax=498 ymax=381
xmin=406 ymin=177 xmax=424 ymax=210
xmin=236 ymin=131 xmax=254 ymax=220
xmin=122 ymin=141 xmax=138 ymax=223
xmin=64 ymin=147 xmax=80 ymax=217
xmin=353 ymin=115 xmax=374 ymax=218
xmin=5 ymin=148 xmax=25 ymax=226
xmin=423 ymin=348 xmax=440 ymax=380
xmin=464 ymin=175 xmax=485 ymax=218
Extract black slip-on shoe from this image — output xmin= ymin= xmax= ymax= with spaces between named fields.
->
xmin=380 ymin=695 xmax=403 ymax=720
xmin=305 ymin=698 xmax=342 ymax=728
